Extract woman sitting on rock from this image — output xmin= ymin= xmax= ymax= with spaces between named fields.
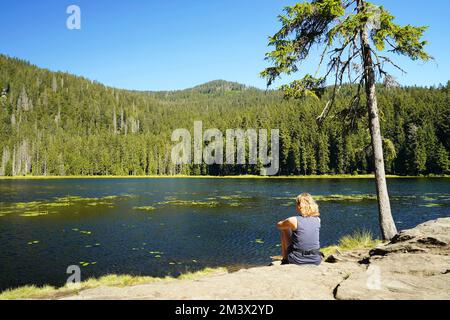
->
xmin=276 ymin=193 xmax=322 ymax=265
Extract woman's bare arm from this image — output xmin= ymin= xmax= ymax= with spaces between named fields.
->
xmin=276 ymin=217 xmax=297 ymax=231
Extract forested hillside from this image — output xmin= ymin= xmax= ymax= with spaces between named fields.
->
xmin=0 ymin=54 xmax=448 ymax=176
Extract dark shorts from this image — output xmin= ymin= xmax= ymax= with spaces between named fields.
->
xmin=287 ymin=246 xmax=322 ymax=266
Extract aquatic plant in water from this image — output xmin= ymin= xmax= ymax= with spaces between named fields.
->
xmin=149 ymin=251 xmax=164 ymax=255
xmin=133 ymin=206 xmax=156 ymax=212
xmin=274 ymin=194 xmax=378 ymax=203
xmin=20 ymin=211 xmax=48 ymax=217
xmin=157 ymin=200 xmax=220 ymax=208
xmin=420 ymin=203 xmax=443 ymax=208
xmin=0 ymin=194 xmax=133 ymax=217
xmin=155 ymin=194 xmax=255 ymax=209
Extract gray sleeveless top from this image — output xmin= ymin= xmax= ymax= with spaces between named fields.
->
xmin=288 ymin=216 xmax=321 ymax=265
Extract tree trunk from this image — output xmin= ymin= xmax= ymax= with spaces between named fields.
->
xmin=358 ymin=0 xmax=397 ymax=240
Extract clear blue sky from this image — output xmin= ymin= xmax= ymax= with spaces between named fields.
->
xmin=1 ymin=0 xmax=449 ymax=91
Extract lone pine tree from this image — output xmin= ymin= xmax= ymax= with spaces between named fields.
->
xmin=261 ymin=0 xmax=431 ymax=240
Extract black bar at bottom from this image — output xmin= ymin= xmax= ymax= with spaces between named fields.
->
xmin=0 ymin=300 xmax=447 ymax=319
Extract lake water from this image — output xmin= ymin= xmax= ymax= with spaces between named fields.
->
xmin=0 ymin=178 xmax=449 ymax=291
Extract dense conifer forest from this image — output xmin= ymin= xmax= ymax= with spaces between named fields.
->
xmin=0 ymin=54 xmax=448 ymax=176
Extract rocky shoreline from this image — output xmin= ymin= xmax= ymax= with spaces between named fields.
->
xmin=59 ymin=218 xmax=450 ymax=300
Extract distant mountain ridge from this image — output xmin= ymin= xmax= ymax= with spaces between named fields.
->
xmin=188 ymin=80 xmax=257 ymax=93
xmin=0 ymin=54 xmax=257 ymax=93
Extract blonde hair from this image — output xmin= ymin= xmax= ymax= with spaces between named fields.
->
xmin=296 ymin=193 xmax=320 ymax=217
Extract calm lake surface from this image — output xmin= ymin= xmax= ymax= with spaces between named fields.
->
xmin=0 ymin=178 xmax=449 ymax=291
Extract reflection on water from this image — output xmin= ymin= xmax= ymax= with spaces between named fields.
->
xmin=0 ymin=178 xmax=449 ymax=291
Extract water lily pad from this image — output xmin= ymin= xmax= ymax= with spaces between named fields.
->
xmin=20 ymin=211 xmax=48 ymax=217
xmin=133 ymin=206 xmax=156 ymax=212
xmin=157 ymin=200 xmax=219 ymax=208
xmin=420 ymin=203 xmax=442 ymax=208
xmin=229 ymin=202 xmax=243 ymax=207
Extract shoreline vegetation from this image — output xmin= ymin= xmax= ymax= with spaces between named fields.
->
xmin=0 ymin=174 xmax=448 ymax=180
xmin=0 ymin=267 xmax=228 ymax=300
xmin=0 ymin=231 xmax=380 ymax=300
